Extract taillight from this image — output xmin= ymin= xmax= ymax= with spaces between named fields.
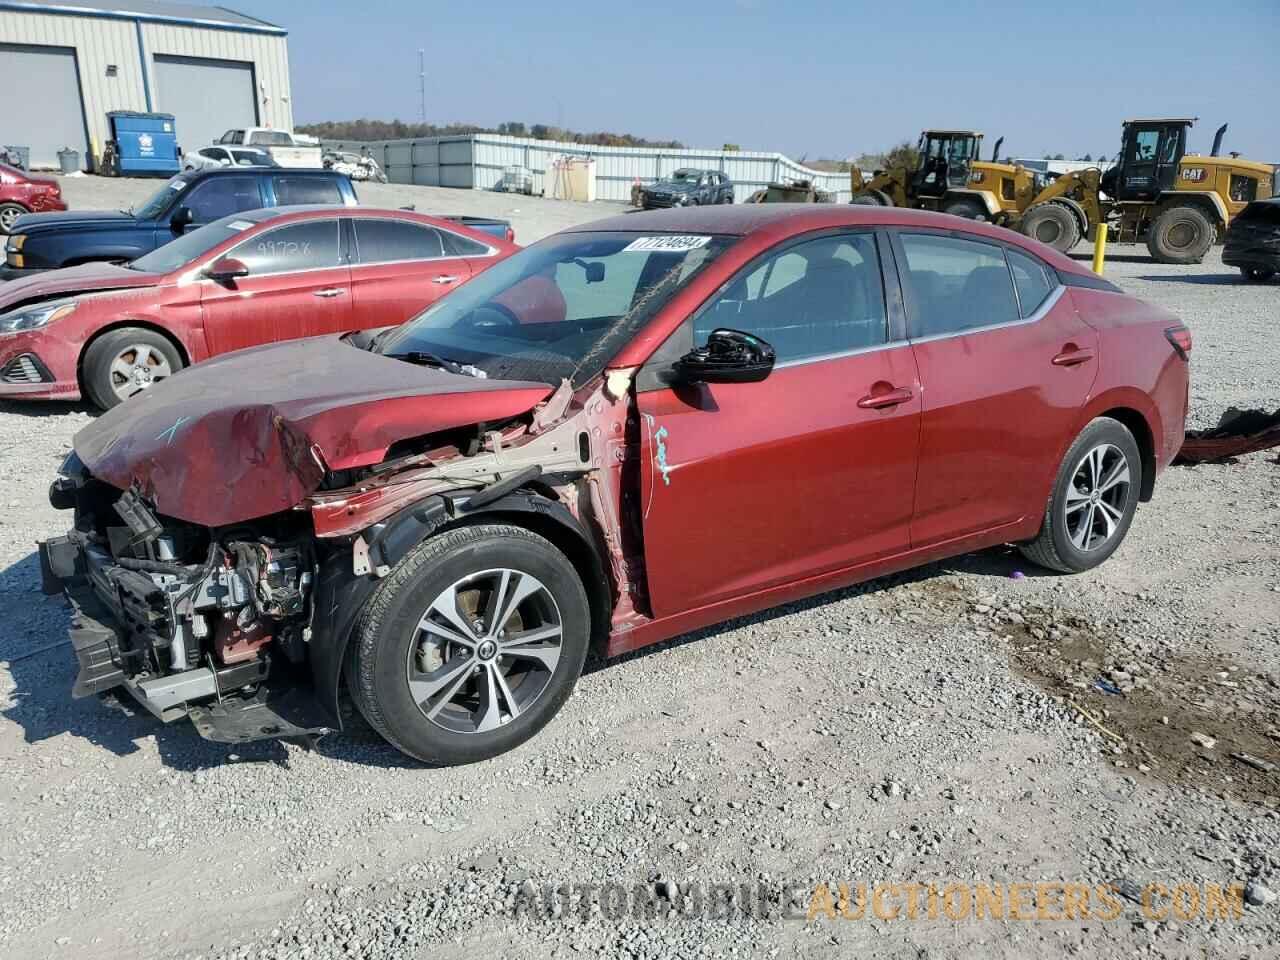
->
xmin=1164 ymin=324 xmax=1191 ymax=360
xmin=505 ymin=226 xmax=515 ymax=244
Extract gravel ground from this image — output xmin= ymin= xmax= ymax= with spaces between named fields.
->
xmin=1 ymin=178 xmax=1278 ymax=960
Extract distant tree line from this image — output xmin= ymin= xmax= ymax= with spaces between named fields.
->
xmin=297 ymin=118 xmax=684 ymax=148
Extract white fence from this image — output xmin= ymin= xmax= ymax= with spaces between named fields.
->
xmin=321 ymin=134 xmax=853 ymax=203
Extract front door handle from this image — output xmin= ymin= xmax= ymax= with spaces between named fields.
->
xmin=1052 ymin=345 xmax=1095 ymax=366
xmin=857 ymin=386 xmax=914 ymax=409
xmin=432 ymin=275 xmax=461 ymax=285
xmin=313 ymin=288 xmax=346 ymax=298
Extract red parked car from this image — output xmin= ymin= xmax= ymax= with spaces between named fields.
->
xmin=0 ymin=162 xmax=67 ymax=233
xmin=40 ymin=205 xmax=1189 ymax=765
xmin=0 ymin=207 xmax=515 ymax=408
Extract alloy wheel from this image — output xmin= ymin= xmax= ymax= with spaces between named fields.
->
xmin=0 ymin=206 xmax=20 ymax=232
xmin=406 ymin=568 xmax=563 ymax=734
xmin=1063 ymin=443 xmax=1131 ymax=551
xmin=109 ymin=343 xmax=173 ymax=402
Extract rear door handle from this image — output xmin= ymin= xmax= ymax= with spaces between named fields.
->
xmin=857 ymin=386 xmax=914 ymax=409
xmin=313 ymin=288 xmax=346 ymax=298
xmin=1052 ymin=346 xmax=1095 ymax=366
xmin=432 ymin=275 xmax=461 ymax=285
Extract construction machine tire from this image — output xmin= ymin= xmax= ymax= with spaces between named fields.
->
xmin=942 ymin=197 xmax=989 ymax=221
xmin=1146 ymin=204 xmax=1215 ymax=265
xmin=850 ymin=189 xmax=892 ymax=207
xmin=1021 ymin=202 xmax=1081 ymax=253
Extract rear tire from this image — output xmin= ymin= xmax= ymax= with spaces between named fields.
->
xmin=348 ymin=524 xmax=590 ymax=765
xmin=1021 ymin=203 xmax=1081 ymax=253
xmin=1146 ymin=204 xmax=1215 ymax=264
xmin=1240 ymin=266 xmax=1276 ymax=283
xmin=0 ymin=202 xmax=28 ymax=234
xmin=1019 ymin=417 xmax=1142 ymax=574
xmin=942 ymin=197 xmax=988 ymax=221
xmin=82 ymin=326 xmax=183 ymax=410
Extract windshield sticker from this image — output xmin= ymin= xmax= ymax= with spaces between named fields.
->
xmin=169 ymin=179 xmax=185 ymax=191
xmin=227 ymin=220 xmax=254 ymax=231
xmin=623 ymin=235 xmax=712 ymax=253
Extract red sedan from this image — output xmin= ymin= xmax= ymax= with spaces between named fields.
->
xmin=0 ymin=207 xmax=515 ymax=408
xmin=0 ymin=162 xmax=66 ymax=233
xmin=41 ymin=205 xmax=1189 ymax=764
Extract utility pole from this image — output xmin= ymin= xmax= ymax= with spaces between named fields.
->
xmin=418 ymin=49 xmax=426 ymax=124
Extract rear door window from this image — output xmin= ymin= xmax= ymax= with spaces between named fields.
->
xmin=231 ymin=219 xmax=342 ymax=275
xmin=1006 ymin=248 xmax=1055 ymax=317
xmin=182 ymin=176 xmax=262 ymax=223
xmin=353 ymin=219 xmax=444 ymax=263
xmin=898 ymin=233 xmax=1020 ymax=338
xmin=273 ymin=175 xmax=343 ymax=206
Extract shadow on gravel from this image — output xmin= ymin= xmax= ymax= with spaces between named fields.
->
xmin=588 ymin=544 xmax=1041 ymax=675
xmin=1066 ymin=252 xmax=1158 ymax=265
xmin=0 ymin=398 xmax=98 ymax=420
xmin=1135 ymin=274 xmax=1248 ymax=286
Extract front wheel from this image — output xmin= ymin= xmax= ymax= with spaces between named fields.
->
xmin=348 ymin=524 xmax=590 ymax=765
xmin=0 ymin=202 xmax=28 ymax=234
xmin=1146 ymin=204 xmax=1215 ymax=264
xmin=82 ymin=326 xmax=184 ymax=410
xmin=942 ymin=197 xmax=988 ymax=221
xmin=1020 ymin=203 xmax=1081 ymax=253
xmin=1019 ymin=417 xmax=1143 ymax=573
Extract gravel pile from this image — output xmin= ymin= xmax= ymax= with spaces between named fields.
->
xmin=0 ymin=180 xmax=1277 ymax=959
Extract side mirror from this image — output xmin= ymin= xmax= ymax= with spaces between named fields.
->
xmin=676 ymin=328 xmax=775 ymax=385
xmin=207 ymin=256 xmax=249 ymax=283
xmin=170 ymin=206 xmax=194 ymax=232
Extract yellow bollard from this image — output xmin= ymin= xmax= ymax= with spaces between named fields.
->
xmin=1091 ymin=222 xmax=1108 ymax=275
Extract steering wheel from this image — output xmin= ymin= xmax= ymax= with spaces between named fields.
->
xmin=459 ymin=302 xmax=521 ymax=333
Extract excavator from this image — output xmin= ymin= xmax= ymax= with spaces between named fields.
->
xmin=1016 ymin=119 xmax=1277 ymax=264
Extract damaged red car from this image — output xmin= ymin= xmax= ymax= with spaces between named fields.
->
xmin=40 ymin=206 xmax=1190 ymax=765
xmin=0 ymin=206 xmax=512 ymax=408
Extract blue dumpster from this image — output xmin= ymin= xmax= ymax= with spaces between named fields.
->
xmin=105 ymin=112 xmax=180 ymax=176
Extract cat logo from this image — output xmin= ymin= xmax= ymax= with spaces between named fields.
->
xmin=1180 ymin=167 xmax=1208 ymax=183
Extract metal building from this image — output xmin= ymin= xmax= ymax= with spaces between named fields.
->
xmin=0 ymin=0 xmax=292 ymax=170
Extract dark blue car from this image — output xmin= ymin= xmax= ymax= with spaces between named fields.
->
xmin=3 ymin=168 xmax=357 ymax=279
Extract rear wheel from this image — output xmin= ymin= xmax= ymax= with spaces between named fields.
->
xmin=1021 ymin=203 xmax=1081 ymax=253
xmin=942 ymin=197 xmax=988 ymax=221
xmin=1240 ymin=266 xmax=1276 ymax=283
xmin=1019 ymin=417 xmax=1142 ymax=573
xmin=0 ymin=202 xmax=27 ymax=234
xmin=82 ymin=327 xmax=183 ymax=410
xmin=1146 ymin=204 xmax=1215 ymax=264
xmin=348 ymin=524 xmax=590 ymax=765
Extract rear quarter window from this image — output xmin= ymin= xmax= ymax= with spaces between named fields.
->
xmin=274 ymin=176 xmax=343 ymax=206
xmin=1006 ymin=248 xmax=1055 ymax=317
xmin=898 ymin=233 xmax=1020 ymax=338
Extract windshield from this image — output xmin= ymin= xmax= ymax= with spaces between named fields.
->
xmin=671 ymin=169 xmax=701 ymax=182
xmin=129 ymin=213 xmax=258 ymax=273
xmin=132 ymin=175 xmax=187 ymax=218
xmin=376 ymin=231 xmax=737 ymax=385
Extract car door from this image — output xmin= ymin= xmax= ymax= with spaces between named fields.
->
xmin=894 ymin=231 xmax=1099 ymax=548
xmin=636 ymin=230 xmax=922 ymax=618
xmin=199 ymin=217 xmax=352 ymax=355
xmin=348 ymin=218 xmax=475 ymax=329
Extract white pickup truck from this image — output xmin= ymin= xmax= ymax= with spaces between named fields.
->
xmin=215 ymin=128 xmax=323 ymax=169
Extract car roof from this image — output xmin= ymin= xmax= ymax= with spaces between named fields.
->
xmin=571 ymin=204 xmax=1093 ymax=273
xmin=183 ymin=166 xmax=339 ymax=181
xmin=213 ymin=206 xmax=510 ymax=244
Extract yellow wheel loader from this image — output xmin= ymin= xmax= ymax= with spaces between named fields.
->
xmin=1017 ymin=119 xmax=1277 ymax=264
xmin=850 ymin=130 xmax=1047 ymax=223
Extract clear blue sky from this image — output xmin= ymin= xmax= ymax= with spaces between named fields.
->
xmin=234 ymin=0 xmax=1280 ymax=161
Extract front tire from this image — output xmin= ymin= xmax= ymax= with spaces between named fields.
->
xmin=942 ymin=197 xmax=988 ymax=221
xmin=82 ymin=326 xmax=183 ymax=410
xmin=348 ymin=524 xmax=590 ymax=765
xmin=1021 ymin=202 xmax=1081 ymax=253
xmin=0 ymin=202 xmax=28 ymax=234
xmin=1146 ymin=204 xmax=1215 ymax=264
xmin=1019 ymin=417 xmax=1142 ymax=574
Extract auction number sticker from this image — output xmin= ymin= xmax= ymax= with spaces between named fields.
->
xmin=227 ymin=220 xmax=254 ymax=231
xmin=623 ymin=235 xmax=712 ymax=253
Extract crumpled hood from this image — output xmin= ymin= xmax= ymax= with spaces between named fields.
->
xmin=0 ymin=261 xmax=160 ymax=312
xmin=73 ymin=336 xmax=554 ymax=527
xmin=649 ymin=180 xmax=697 ymax=194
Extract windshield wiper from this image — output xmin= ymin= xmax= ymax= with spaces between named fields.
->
xmin=386 ymin=351 xmax=487 ymax=379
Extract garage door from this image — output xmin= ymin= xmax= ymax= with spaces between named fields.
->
xmin=0 ymin=44 xmax=88 ymax=170
xmin=153 ymin=55 xmax=257 ymax=155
